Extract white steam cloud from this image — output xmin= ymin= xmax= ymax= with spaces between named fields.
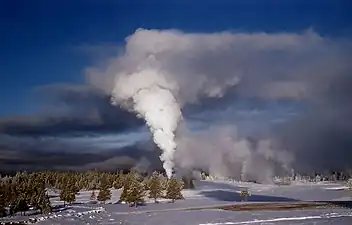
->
xmin=86 ymin=28 xmax=351 ymax=180
xmin=175 ymin=125 xmax=294 ymax=183
xmin=110 ymin=63 xmax=182 ymax=178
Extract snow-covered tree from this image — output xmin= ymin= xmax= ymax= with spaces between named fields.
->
xmin=97 ymin=176 xmax=112 ymax=204
xmin=315 ymin=175 xmax=321 ymax=183
xmin=240 ymin=188 xmax=250 ymax=202
xmin=0 ymin=185 xmax=6 ymax=217
xmin=126 ymin=176 xmax=145 ymax=207
xmin=120 ymin=172 xmax=135 ymax=202
xmin=347 ymin=178 xmax=352 ymax=192
xmin=37 ymin=191 xmax=51 ymax=214
xmin=60 ymin=185 xmax=76 ymax=206
xmin=148 ymin=172 xmax=163 ymax=203
xmin=165 ymin=178 xmax=184 ymax=203
xmin=90 ymin=190 xmax=96 ymax=200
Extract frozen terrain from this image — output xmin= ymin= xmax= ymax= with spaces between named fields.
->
xmin=1 ymin=180 xmax=351 ymax=224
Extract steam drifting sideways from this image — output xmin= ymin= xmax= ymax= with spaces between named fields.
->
xmin=87 ymin=28 xmax=352 ymax=180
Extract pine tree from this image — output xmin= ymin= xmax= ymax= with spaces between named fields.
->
xmin=16 ymin=198 xmax=29 ymax=216
xmin=90 ymin=190 xmax=96 ymax=200
xmin=2 ymin=181 xmax=12 ymax=214
xmin=142 ymin=177 xmax=150 ymax=190
xmin=60 ymin=183 xmax=76 ymax=206
xmin=28 ymin=180 xmax=51 ymax=214
xmin=14 ymin=176 xmax=29 ymax=216
xmin=165 ymin=178 xmax=184 ymax=203
xmin=0 ymin=184 xmax=7 ymax=217
xmin=120 ymin=186 xmax=128 ymax=203
xmin=347 ymin=178 xmax=352 ymax=192
xmin=37 ymin=190 xmax=51 ymax=214
xmin=113 ymin=175 xmax=123 ymax=189
xmin=161 ymin=178 xmax=168 ymax=191
xmin=240 ymin=188 xmax=250 ymax=202
xmin=148 ymin=172 xmax=163 ymax=203
xmin=8 ymin=182 xmax=19 ymax=216
xmin=126 ymin=176 xmax=145 ymax=207
xmin=120 ymin=172 xmax=134 ymax=202
xmin=66 ymin=189 xmax=76 ymax=205
xmin=97 ymin=176 xmax=111 ymax=204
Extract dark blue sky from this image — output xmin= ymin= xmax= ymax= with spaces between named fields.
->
xmin=0 ymin=0 xmax=351 ymax=116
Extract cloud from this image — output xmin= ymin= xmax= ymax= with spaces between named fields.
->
xmin=2 ymin=28 xmax=351 ymax=175
xmin=0 ymin=84 xmax=144 ymax=136
xmin=276 ymin=74 xmax=352 ymax=173
xmin=175 ymin=124 xmax=293 ymax=183
xmin=84 ymin=28 xmax=352 ymax=175
xmin=86 ymin=29 xmax=350 ymax=104
xmin=0 ymin=84 xmax=151 ymax=172
xmin=0 ymin=140 xmax=162 ymax=173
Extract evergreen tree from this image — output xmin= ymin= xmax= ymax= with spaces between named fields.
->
xmin=120 ymin=186 xmax=128 ymax=203
xmin=66 ymin=189 xmax=76 ymax=205
xmin=161 ymin=178 xmax=168 ymax=191
xmin=126 ymin=176 xmax=145 ymax=207
xmin=120 ymin=172 xmax=134 ymax=202
xmin=8 ymin=184 xmax=22 ymax=215
xmin=37 ymin=190 xmax=51 ymax=214
xmin=29 ymin=180 xmax=51 ymax=214
xmin=165 ymin=178 xmax=184 ymax=203
xmin=90 ymin=190 xmax=96 ymax=200
xmin=16 ymin=198 xmax=29 ymax=216
xmin=2 ymin=181 xmax=12 ymax=213
xmin=113 ymin=175 xmax=123 ymax=189
xmin=240 ymin=188 xmax=250 ymax=202
xmin=142 ymin=177 xmax=150 ymax=190
xmin=97 ymin=176 xmax=111 ymax=204
xmin=148 ymin=172 xmax=163 ymax=203
xmin=60 ymin=183 xmax=76 ymax=206
xmin=14 ymin=176 xmax=29 ymax=215
xmin=0 ymin=184 xmax=7 ymax=217
xmin=70 ymin=177 xmax=80 ymax=195
xmin=347 ymin=178 xmax=352 ymax=192
xmin=315 ymin=174 xmax=322 ymax=183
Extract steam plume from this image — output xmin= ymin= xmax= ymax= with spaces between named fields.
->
xmin=110 ymin=57 xmax=182 ymax=178
xmin=87 ymin=28 xmax=352 ymax=179
xmin=175 ymin=125 xmax=293 ymax=183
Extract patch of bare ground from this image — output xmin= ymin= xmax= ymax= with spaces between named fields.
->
xmin=216 ymin=202 xmax=333 ymax=212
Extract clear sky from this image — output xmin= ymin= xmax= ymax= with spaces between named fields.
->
xmin=0 ymin=0 xmax=351 ymax=115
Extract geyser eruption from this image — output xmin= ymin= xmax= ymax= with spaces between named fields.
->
xmin=110 ymin=64 xmax=182 ymax=178
xmin=87 ymin=28 xmax=350 ymax=180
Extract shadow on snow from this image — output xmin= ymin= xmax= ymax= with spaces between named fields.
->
xmin=199 ymin=190 xmax=298 ymax=202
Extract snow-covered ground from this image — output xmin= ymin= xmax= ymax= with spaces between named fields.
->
xmin=33 ymin=207 xmax=352 ymax=225
xmin=1 ymin=180 xmax=351 ymax=224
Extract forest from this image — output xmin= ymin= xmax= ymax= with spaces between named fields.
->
xmin=0 ymin=170 xmax=185 ymax=218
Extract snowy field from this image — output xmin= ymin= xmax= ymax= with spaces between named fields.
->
xmin=2 ymin=180 xmax=352 ymax=224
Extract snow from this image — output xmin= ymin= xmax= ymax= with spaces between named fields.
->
xmin=324 ymin=186 xmax=348 ymax=190
xmin=36 ymin=207 xmax=350 ymax=225
xmin=199 ymin=211 xmax=352 ymax=225
xmin=1 ymin=180 xmax=352 ymax=224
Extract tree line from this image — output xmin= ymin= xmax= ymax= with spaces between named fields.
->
xmin=0 ymin=170 xmax=185 ymax=217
